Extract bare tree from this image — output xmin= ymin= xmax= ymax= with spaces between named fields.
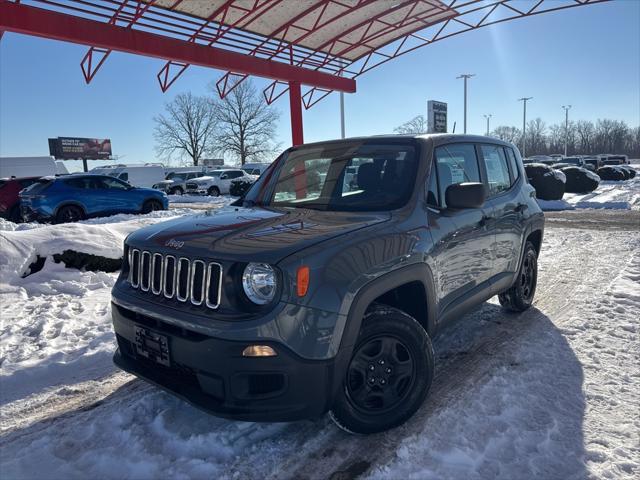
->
xmin=575 ymin=120 xmax=595 ymax=153
xmin=210 ymin=80 xmax=280 ymax=165
xmin=490 ymin=125 xmax=521 ymax=144
xmin=525 ymin=118 xmax=547 ymax=155
xmin=394 ymin=115 xmax=427 ymax=134
xmin=153 ymin=92 xmax=218 ymax=166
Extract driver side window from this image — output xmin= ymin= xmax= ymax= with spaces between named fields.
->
xmin=433 ymin=144 xmax=481 ymax=208
xmin=100 ymin=178 xmax=129 ymax=190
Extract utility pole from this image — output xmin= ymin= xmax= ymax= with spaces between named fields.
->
xmin=518 ymin=97 xmax=533 ymax=157
xmin=562 ymin=105 xmax=571 ymax=156
xmin=484 ymin=114 xmax=492 ymax=136
xmin=457 ymin=73 xmax=475 ymax=134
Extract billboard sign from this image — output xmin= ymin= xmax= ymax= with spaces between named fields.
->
xmin=427 ymin=101 xmax=447 ymax=133
xmin=48 ymin=137 xmax=112 ymax=160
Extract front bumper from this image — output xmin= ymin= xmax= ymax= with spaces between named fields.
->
xmin=112 ymin=302 xmax=350 ymax=421
xmin=185 ymin=188 xmax=208 ymax=195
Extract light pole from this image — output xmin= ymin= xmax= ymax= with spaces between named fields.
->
xmin=562 ymin=105 xmax=571 ymax=156
xmin=518 ymin=97 xmax=533 ymax=157
xmin=457 ymin=73 xmax=475 ymax=134
xmin=484 ymin=114 xmax=492 ymax=136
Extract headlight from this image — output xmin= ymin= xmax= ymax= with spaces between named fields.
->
xmin=242 ymin=263 xmax=277 ymax=305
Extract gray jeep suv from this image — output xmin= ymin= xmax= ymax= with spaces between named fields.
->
xmin=111 ymin=134 xmax=544 ymax=434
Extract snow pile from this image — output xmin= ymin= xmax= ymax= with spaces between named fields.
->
xmin=0 ymin=261 xmax=118 ymax=405
xmin=538 ymin=168 xmax=640 ymax=210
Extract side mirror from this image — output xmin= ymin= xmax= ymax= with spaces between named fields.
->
xmin=445 ymin=182 xmax=486 ymax=209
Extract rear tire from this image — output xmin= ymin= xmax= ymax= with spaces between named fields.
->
xmin=499 ymin=241 xmax=538 ymax=312
xmin=329 ymin=304 xmax=434 ymax=434
xmin=55 ymin=205 xmax=84 ymax=224
xmin=169 ymin=186 xmax=183 ymax=195
xmin=208 ymin=186 xmax=220 ymax=197
xmin=142 ymin=199 xmax=164 ymax=213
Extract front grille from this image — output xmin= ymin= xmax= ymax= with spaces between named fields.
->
xmin=128 ymin=249 xmax=222 ymax=309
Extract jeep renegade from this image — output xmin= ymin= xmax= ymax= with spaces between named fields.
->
xmin=111 ymin=134 xmax=544 ymax=434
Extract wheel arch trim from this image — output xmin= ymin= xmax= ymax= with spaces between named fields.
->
xmin=340 ymin=263 xmax=437 ymax=354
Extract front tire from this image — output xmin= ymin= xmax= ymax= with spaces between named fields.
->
xmin=142 ymin=199 xmax=164 ymax=213
xmin=207 ymin=186 xmax=220 ymax=197
xmin=330 ymin=304 xmax=434 ymax=434
xmin=55 ymin=205 xmax=84 ymax=223
xmin=169 ymin=186 xmax=183 ymax=195
xmin=499 ymin=241 xmax=538 ymax=312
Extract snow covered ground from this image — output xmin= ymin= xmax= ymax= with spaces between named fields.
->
xmin=537 ymin=166 xmax=640 ymax=211
xmin=0 ymin=196 xmax=639 ymax=479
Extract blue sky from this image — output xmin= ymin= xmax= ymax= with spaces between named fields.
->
xmin=1 ymin=0 xmax=638 ymax=171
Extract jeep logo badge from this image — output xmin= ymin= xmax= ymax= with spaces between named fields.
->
xmin=165 ymin=238 xmax=184 ymax=249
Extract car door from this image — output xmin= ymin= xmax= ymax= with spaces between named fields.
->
xmin=93 ymin=176 xmax=137 ymax=214
xmin=427 ymin=143 xmax=495 ymax=311
xmin=478 ymin=144 xmax=526 ymax=279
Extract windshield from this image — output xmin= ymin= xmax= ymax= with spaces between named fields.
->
xmin=166 ymin=172 xmax=188 ymax=180
xmin=243 ymin=142 xmax=418 ymax=212
xmin=563 ymin=158 xmax=581 ymax=165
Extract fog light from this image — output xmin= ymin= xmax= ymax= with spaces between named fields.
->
xmin=242 ymin=345 xmax=277 ymax=357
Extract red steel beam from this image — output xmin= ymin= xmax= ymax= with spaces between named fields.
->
xmin=0 ymin=1 xmax=356 ymax=93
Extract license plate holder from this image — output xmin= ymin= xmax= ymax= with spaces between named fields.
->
xmin=134 ymin=325 xmax=170 ymax=367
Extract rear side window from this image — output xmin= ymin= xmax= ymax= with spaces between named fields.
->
xmin=504 ymin=147 xmax=520 ymax=183
xmin=118 ymin=172 xmax=129 ymax=181
xmin=65 ymin=178 xmax=91 ymax=189
xmin=433 ymin=144 xmax=481 ymax=208
xmin=480 ymin=144 xmax=511 ymax=196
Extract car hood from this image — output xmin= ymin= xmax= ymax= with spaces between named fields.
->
xmin=156 ymin=180 xmax=175 ymax=186
xmin=126 ymin=206 xmax=390 ymax=263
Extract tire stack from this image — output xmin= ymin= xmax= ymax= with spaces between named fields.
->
xmin=560 ymin=167 xmax=600 ymax=194
xmin=524 ymin=163 xmax=566 ymax=200
xmin=597 ymin=166 xmax=627 ymax=181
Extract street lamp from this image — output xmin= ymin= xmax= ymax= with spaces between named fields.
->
xmin=484 ymin=114 xmax=492 ymax=136
xmin=518 ymin=97 xmax=533 ymax=157
xmin=562 ymin=105 xmax=572 ymax=156
xmin=457 ymin=73 xmax=475 ymax=134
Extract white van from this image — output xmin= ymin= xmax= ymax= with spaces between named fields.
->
xmin=88 ymin=164 xmax=166 ymax=187
xmin=0 ymin=156 xmax=57 ymax=178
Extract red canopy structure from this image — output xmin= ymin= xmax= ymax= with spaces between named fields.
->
xmin=0 ymin=0 xmax=608 ymax=145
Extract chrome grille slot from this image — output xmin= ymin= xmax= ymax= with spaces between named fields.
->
xmin=163 ymin=255 xmax=176 ymax=298
xmin=151 ymin=253 xmax=163 ymax=295
xmin=206 ymin=263 xmax=223 ymax=309
xmin=127 ymin=250 xmax=221 ymax=309
xmin=176 ymin=258 xmax=191 ymax=302
xmin=140 ymin=251 xmax=151 ymax=292
xmin=190 ymin=260 xmax=206 ymax=305
xmin=130 ymin=249 xmax=140 ymax=287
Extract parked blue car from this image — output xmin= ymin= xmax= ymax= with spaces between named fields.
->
xmin=19 ymin=174 xmax=168 ymax=223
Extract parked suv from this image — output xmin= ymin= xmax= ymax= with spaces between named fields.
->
xmin=20 ymin=174 xmax=168 ymax=223
xmin=0 ymin=177 xmax=41 ymax=222
xmin=185 ymin=169 xmax=255 ymax=196
xmin=153 ymin=171 xmax=206 ymax=195
xmin=111 ymin=135 xmax=544 ymax=434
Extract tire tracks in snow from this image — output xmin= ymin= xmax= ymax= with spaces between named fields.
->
xmin=254 ymin=229 xmax=640 ymax=480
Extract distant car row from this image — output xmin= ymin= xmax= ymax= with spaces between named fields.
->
xmin=523 ymin=154 xmax=629 ymax=171
xmin=0 ymin=159 xmax=269 ymax=223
